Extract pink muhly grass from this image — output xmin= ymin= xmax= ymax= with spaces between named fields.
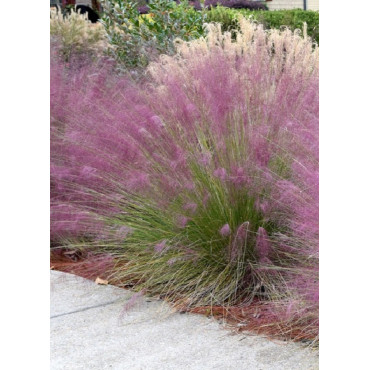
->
xmin=50 ymin=20 xmax=319 ymax=341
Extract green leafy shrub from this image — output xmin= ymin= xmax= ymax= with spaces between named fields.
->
xmin=100 ymin=0 xmax=206 ymax=69
xmin=205 ymin=8 xmax=319 ymax=43
xmin=50 ymin=7 xmax=108 ymax=62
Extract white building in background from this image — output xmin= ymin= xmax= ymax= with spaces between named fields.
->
xmin=266 ymin=0 xmax=319 ymax=11
xmin=75 ymin=0 xmax=92 ymax=5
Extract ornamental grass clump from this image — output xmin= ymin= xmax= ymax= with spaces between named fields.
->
xmin=51 ymin=18 xmax=318 ymax=342
xmin=50 ymin=7 xmax=108 ymax=63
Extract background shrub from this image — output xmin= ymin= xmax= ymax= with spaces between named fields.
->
xmin=100 ymin=0 xmax=206 ymax=69
xmin=90 ymin=1 xmax=318 ymax=71
xmin=138 ymin=1 xmax=267 ymax=13
xmin=205 ymin=8 xmax=319 ymax=43
xmin=193 ymin=0 xmax=267 ymax=10
xmin=50 ymin=7 xmax=108 ymax=63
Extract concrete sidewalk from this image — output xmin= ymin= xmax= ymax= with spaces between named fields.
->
xmin=50 ymin=271 xmax=319 ymax=370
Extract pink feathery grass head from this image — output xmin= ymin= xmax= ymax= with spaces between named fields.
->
xmin=184 ymin=181 xmax=196 ymax=190
xmin=183 ymin=202 xmax=198 ymax=214
xmin=219 ymin=224 xmax=231 ymax=237
xmin=116 ymin=226 xmax=132 ymax=239
xmin=167 ymin=257 xmax=178 ymax=266
xmin=198 ymin=152 xmax=212 ymax=167
xmin=154 ymin=240 xmax=167 ymax=253
xmin=202 ymin=192 xmax=210 ymax=206
xmin=178 ymin=216 xmax=190 ymax=229
xmin=256 ymin=227 xmax=271 ymax=263
xmin=213 ymin=167 xmax=227 ymax=181
xmin=230 ymin=167 xmax=249 ymax=186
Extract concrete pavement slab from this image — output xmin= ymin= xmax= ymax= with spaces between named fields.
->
xmin=50 ymin=271 xmax=319 ymax=370
xmin=51 ymin=270 xmax=129 ymax=318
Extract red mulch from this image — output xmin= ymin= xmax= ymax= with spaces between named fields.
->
xmin=50 ymin=248 xmax=113 ymax=281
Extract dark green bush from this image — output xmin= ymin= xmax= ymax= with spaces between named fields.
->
xmin=205 ymin=8 xmax=319 ymax=44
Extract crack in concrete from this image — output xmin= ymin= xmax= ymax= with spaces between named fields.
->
xmin=51 ymin=299 xmax=123 ymax=319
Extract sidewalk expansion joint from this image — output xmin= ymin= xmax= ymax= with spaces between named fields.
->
xmin=51 ymin=298 xmax=123 ymax=319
